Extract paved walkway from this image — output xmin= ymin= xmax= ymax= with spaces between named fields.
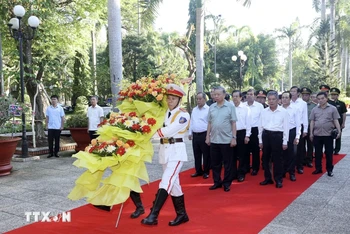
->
xmin=0 ymin=117 xmax=349 ymax=234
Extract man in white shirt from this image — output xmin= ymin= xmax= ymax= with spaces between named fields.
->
xmin=45 ymin=95 xmax=65 ymax=158
xmin=290 ymin=86 xmax=308 ymax=174
xmin=244 ymin=89 xmax=264 ymax=176
xmin=188 ymin=92 xmax=210 ymax=179
xmin=259 ymin=90 xmax=289 ymax=188
xmin=87 ymin=96 xmax=105 ymax=140
xmin=281 ymin=92 xmax=301 ymax=182
xmin=232 ymin=90 xmax=251 ymax=182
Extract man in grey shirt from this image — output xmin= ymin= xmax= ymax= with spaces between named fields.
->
xmin=206 ymin=86 xmax=237 ymax=192
xmin=310 ymin=92 xmax=341 ymax=177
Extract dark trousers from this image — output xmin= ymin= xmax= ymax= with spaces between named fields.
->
xmin=233 ymin=130 xmax=247 ymax=178
xmin=48 ymin=129 xmax=61 ymax=155
xmin=89 ymin=130 xmax=98 ymax=140
xmin=192 ymin=131 xmax=210 ymax=174
xmin=246 ymin=127 xmax=260 ymax=172
xmin=314 ymin=136 xmax=334 ymax=172
xmin=262 ymin=130 xmax=283 ymax=182
xmin=296 ymin=125 xmax=306 ymax=170
xmin=210 ymin=143 xmax=234 ymax=187
xmin=304 ymin=129 xmax=314 ymax=164
xmin=334 ymin=119 xmax=343 ymax=153
xmin=283 ymin=128 xmax=296 ymax=175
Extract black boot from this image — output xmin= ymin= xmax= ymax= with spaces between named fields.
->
xmin=130 ymin=191 xmax=145 ymax=218
xmin=93 ymin=205 xmax=111 ymax=212
xmin=168 ymin=194 xmax=189 ymax=226
xmin=141 ymin=189 xmax=168 ymax=225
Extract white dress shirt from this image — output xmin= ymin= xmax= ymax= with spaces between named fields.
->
xmin=259 ymin=105 xmax=290 ymax=145
xmin=290 ymin=97 xmax=308 ymax=133
xmin=233 ymin=101 xmax=251 ymax=137
xmin=283 ymin=104 xmax=301 ymax=140
xmin=244 ymin=101 xmax=264 ymax=127
xmin=188 ymin=104 xmax=209 ymax=134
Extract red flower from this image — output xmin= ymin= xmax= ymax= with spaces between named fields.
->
xmin=147 ymin=118 xmax=157 ymax=126
xmin=129 ymin=112 xmax=137 ymax=117
xmin=109 ymin=118 xmax=116 ymax=124
xmin=89 ymin=146 xmax=97 ymax=153
xmin=142 ymin=125 xmax=151 ymax=133
xmin=126 ymin=140 xmax=135 ymax=147
xmin=98 ymin=119 xmax=107 ymax=127
xmin=132 ymin=124 xmax=141 ymax=130
xmin=116 ymin=147 xmax=126 ymax=156
xmin=98 ymin=142 xmax=107 ymax=150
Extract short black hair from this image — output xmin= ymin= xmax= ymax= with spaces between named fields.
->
xmin=290 ymin=86 xmax=300 ymax=93
xmin=51 ymin=95 xmax=59 ymax=100
xmin=282 ymin=91 xmax=292 ymax=99
xmin=231 ymin=90 xmax=242 ymax=97
xmin=317 ymin=91 xmax=328 ymax=98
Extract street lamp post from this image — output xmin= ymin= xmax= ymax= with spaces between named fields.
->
xmin=231 ymin=50 xmax=247 ymax=91
xmin=8 ymin=5 xmax=40 ymax=158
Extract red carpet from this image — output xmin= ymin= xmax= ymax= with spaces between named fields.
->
xmin=6 ymin=154 xmax=346 ymax=234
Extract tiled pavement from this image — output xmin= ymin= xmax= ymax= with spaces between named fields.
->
xmin=0 ymin=116 xmax=349 ymax=234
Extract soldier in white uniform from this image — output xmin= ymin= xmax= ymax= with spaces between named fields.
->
xmin=141 ymin=84 xmax=190 ymax=227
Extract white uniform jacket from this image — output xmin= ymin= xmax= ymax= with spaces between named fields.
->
xmin=156 ymin=106 xmax=190 ymax=164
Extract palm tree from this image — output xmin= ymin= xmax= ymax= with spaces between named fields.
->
xmin=275 ymin=22 xmax=300 ymax=88
xmin=196 ymin=0 xmax=205 ymax=93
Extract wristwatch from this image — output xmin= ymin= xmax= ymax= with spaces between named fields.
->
xmin=232 ymin=136 xmax=236 ymax=139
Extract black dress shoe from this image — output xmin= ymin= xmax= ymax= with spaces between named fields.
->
xmin=54 ymin=153 xmax=59 ymax=158
xmin=47 ymin=154 xmax=54 ymax=158
xmin=290 ymin=174 xmax=296 ymax=181
xmin=251 ymin=170 xmax=258 ymax=176
xmin=203 ymin=173 xmax=209 ymax=179
xmin=327 ymin=171 xmax=334 ymax=177
xmin=223 ymin=186 xmax=230 ymax=192
xmin=306 ymin=163 xmax=313 ymax=168
xmin=237 ymin=177 xmax=245 ymax=182
xmin=312 ymin=169 xmax=323 ymax=174
xmin=334 ymin=151 xmax=339 ymax=155
xmin=259 ymin=180 xmax=274 ymax=186
xmin=191 ymin=172 xmax=203 ymax=177
xmin=275 ymin=182 xmax=283 ymax=188
xmin=209 ymin=184 xmax=222 ymax=190
xmin=297 ymin=168 xmax=304 ymax=174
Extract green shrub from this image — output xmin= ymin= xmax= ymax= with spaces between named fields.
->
xmin=65 ymin=113 xmax=88 ymax=128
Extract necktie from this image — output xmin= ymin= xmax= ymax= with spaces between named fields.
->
xmin=168 ymin=112 xmax=171 ymax=118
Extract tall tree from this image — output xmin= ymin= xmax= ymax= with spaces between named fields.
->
xmin=195 ymin=0 xmax=204 ymax=93
xmin=275 ymin=21 xmax=300 ymax=88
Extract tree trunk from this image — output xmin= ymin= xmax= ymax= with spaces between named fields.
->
xmin=23 ymin=39 xmax=46 ymax=140
xmin=329 ymin=0 xmax=337 ymax=73
xmin=0 ymin=32 xmax=3 ymax=95
xmin=108 ymin=0 xmax=123 ymax=108
xmin=345 ymin=46 xmax=349 ymax=88
xmin=91 ymin=30 xmax=98 ymax=95
xmin=195 ymin=0 xmax=204 ymax=93
xmin=288 ymin=37 xmax=293 ymax=88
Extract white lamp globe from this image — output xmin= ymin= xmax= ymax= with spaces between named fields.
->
xmin=13 ymin=5 xmax=26 ymax=18
xmin=238 ymin=50 xmax=244 ymax=56
xmin=9 ymin=18 xmax=19 ymax=30
xmin=241 ymin=54 xmax=247 ymax=61
xmin=28 ymin=16 xmax=40 ymax=28
xmin=231 ymin=55 xmax=237 ymax=62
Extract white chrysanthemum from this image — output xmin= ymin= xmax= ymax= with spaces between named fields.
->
xmin=106 ymin=145 xmax=116 ymax=153
xmin=124 ymin=120 xmax=133 ymax=127
xmin=131 ymin=117 xmax=139 ymax=123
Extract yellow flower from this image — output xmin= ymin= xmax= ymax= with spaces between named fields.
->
xmin=151 ymin=91 xmax=158 ymax=97
xmin=116 ymin=140 xmax=124 ymax=147
xmin=85 ymin=146 xmax=91 ymax=152
xmin=124 ymin=143 xmax=130 ymax=149
xmin=156 ymin=94 xmax=163 ymax=101
xmin=91 ymin=139 xmax=97 ymax=146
